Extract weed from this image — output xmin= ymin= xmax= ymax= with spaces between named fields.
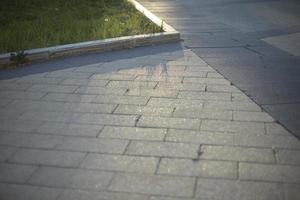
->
xmin=160 ymin=20 xmax=164 ymax=32
xmin=10 ymin=50 xmax=29 ymax=66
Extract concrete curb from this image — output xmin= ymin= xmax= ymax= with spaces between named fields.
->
xmin=0 ymin=0 xmax=180 ymax=67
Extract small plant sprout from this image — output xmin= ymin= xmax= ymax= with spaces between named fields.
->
xmin=10 ymin=50 xmax=29 ymax=66
xmin=272 ymin=146 xmax=278 ymax=155
xmin=160 ymin=20 xmax=164 ymax=32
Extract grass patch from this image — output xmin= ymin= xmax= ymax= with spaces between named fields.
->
xmin=0 ymin=0 xmax=162 ymax=54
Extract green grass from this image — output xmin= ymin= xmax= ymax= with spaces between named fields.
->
xmin=0 ymin=0 xmax=162 ymax=54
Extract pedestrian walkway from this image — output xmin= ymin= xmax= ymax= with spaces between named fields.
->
xmin=138 ymin=0 xmax=300 ymax=137
xmin=0 ymin=43 xmax=299 ymax=199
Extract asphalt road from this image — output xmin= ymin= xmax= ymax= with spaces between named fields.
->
xmin=139 ymin=0 xmax=300 ymax=137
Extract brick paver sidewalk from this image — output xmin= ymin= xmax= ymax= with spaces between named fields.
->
xmin=0 ymin=46 xmax=299 ymax=199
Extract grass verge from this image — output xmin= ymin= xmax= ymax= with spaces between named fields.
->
xmin=0 ymin=0 xmax=162 ymax=54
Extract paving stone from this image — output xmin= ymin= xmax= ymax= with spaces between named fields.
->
xmin=263 ymin=103 xmax=300 ymax=136
xmin=0 ymin=100 xmax=47 ymax=112
xmin=9 ymin=149 xmax=86 ymax=167
xmin=107 ymin=81 xmax=157 ymax=89
xmin=166 ymin=129 xmax=235 ymax=145
xmin=234 ymin=111 xmax=274 ymax=122
xmin=284 ymin=184 xmax=300 ymax=200
xmin=167 ymin=60 xmax=207 ymax=66
xmin=276 ymin=149 xmax=300 ymax=165
xmin=0 ymin=183 xmax=62 ymax=200
xmin=195 ymin=178 xmax=283 ymax=200
xmin=55 ymin=137 xmax=128 ymax=153
xmin=203 ymin=101 xmax=261 ymax=112
xmin=29 ymin=166 xmax=113 ymax=190
xmin=147 ymin=97 xmax=204 ymax=108
xmin=0 ymin=99 xmax=11 ymax=107
xmin=201 ymin=145 xmax=275 ymax=163
xmin=21 ymin=111 xmax=137 ymax=126
xmin=201 ymin=120 xmax=265 ymax=134
xmin=117 ymin=67 xmax=162 ymax=76
xmin=75 ymin=86 xmax=126 ymax=95
xmin=114 ymin=105 xmax=174 ymax=117
xmin=237 ymin=134 xmax=300 ymax=149
xmin=207 ymin=72 xmax=224 ymax=78
xmin=126 ymin=88 xmax=178 ymax=98
xmin=138 ymin=116 xmax=201 ymax=130
xmin=149 ymin=197 xmax=193 ymax=200
xmin=57 ymin=189 xmax=148 ymax=200
xmin=178 ymin=91 xmax=231 ymax=101
xmin=108 ymin=173 xmax=195 ymax=197
xmin=262 ymin=33 xmax=300 ymax=56
xmin=99 ymin=126 xmax=166 ymax=141
xmin=73 ymin=113 xmax=138 ymax=126
xmin=93 ymin=95 xmax=149 ymax=105
xmin=80 ymin=154 xmax=158 ymax=173
xmin=0 ymin=119 xmax=41 ymax=133
xmin=173 ymin=107 xmax=232 ymax=120
xmin=91 ymin=74 xmax=136 ymax=81
xmin=5 ymin=101 xmax=117 ymax=114
xmin=185 ymin=66 xmax=215 ymax=72
xmin=16 ymin=77 xmax=64 ymax=84
xmin=42 ymin=93 xmax=97 ymax=102
xmin=37 ymin=122 xmax=103 ymax=137
xmin=0 ymin=133 xmax=62 ymax=149
xmin=4 ymin=100 xmax=54 ymax=112
xmin=266 ymin=123 xmax=291 ymax=136
xmin=0 ymin=91 xmax=46 ymax=100
xmin=0 ymin=163 xmax=37 ymax=183
xmin=0 ymin=107 xmax=27 ymax=119
xmin=73 ymin=64 xmax=107 ymax=73
xmin=20 ymin=111 xmax=83 ymax=123
xmin=0 ymin=83 xmax=32 ymax=91
xmin=156 ymin=82 xmax=206 ymax=91
xmin=45 ymin=69 xmax=75 ymax=73
xmin=60 ymin=78 xmax=108 ymax=86
xmin=0 ymin=78 xmax=18 ymax=83
xmin=0 ymin=146 xmax=18 ymax=162
xmin=28 ymin=84 xmax=78 ymax=93
xmin=231 ymin=93 xmax=253 ymax=102
xmin=46 ymin=71 xmax=92 ymax=79
xmin=239 ymin=163 xmax=300 ymax=183
xmin=107 ymin=80 xmax=157 ymax=89
xmin=162 ymin=65 xmax=186 ymax=72
xmin=206 ymin=85 xmax=241 ymax=93
xmin=158 ymin=158 xmax=237 ymax=179
xmin=101 ymin=58 xmax=146 ymax=69
xmin=183 ymin=77 xmax=230 ymax=85
xmin=126 ymin=141 xmax=199 ymax=158
xmin=136 ymin=75 xmax=183 ymax=82
xmin=166 ymin=71 xmax=207 ymax=77
xmin=13 ymin=102 xmax=116 ymax=114
xmin=60 ymin=102 xmax=116 ymax=113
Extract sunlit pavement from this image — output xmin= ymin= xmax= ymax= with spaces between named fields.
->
xmin=0 ymin=42 xmax=299 ymax=199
